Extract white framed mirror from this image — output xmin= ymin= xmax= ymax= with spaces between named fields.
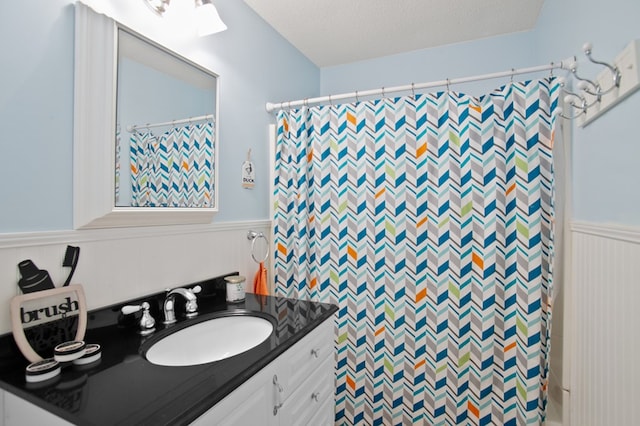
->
xmin=73 ymin=3 xmax=219 ymax=229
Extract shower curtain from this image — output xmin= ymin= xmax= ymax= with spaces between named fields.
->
xmin=273 ymin=78 xmax=559 ymax=425
xmin=130 ymin=121 xmax=214 ymax=207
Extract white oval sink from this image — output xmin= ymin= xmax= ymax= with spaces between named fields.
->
xmin=145 ymin=315 xmax=273 ymax=366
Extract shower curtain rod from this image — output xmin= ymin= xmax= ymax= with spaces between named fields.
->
xmin=266 ymin=56 xmax=575 ymax=113
xmin=126 ymin=113 xmax=214 ymax=133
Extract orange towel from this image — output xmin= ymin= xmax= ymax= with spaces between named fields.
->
xmin=253 ymin=261 xmax=268 ymax=295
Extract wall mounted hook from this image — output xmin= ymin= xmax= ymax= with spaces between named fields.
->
xmin=581 ymin=42 xmax=622 ymax=97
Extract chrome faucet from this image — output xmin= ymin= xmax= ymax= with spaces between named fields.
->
xmin=163 ymin=285 xmax=201 ymax=324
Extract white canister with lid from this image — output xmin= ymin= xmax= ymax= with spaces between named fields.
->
xmin=225 ymin=275 xmax=246 ymax=303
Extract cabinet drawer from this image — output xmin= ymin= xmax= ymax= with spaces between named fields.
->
xmin=278 ymin=355 xmax=334 ymax=426
xmin=280 ymin=319 xmax=334 ymax=400
xmin=306 ymin=394 xmax=335 ymax=426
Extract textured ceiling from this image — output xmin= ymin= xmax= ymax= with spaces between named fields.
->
xmin=243 ymin=0 xmax=545 ymax=67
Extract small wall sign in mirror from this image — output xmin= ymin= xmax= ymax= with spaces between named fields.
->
xmin=10 ymin=285 xmax=88 ymax=363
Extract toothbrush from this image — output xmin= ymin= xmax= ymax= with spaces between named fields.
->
xmin=62 ymin=246 xmax=80 ymax=287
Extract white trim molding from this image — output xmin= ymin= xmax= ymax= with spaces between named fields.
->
xmin=0 ymin=220 xmax=271 ymax=249
xmin=571 ymin=219 xmax=640 ymax=425
xmin=571 ymin=220 xmax=640 ymax=245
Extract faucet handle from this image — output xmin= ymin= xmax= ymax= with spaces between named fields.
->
xmin=121 ymin=302 xmax=155 ymax=335
xmin=184 ymin=286 xmax=200 ymax=318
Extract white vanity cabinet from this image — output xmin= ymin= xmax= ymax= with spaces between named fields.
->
xmin=1 ymin=390 xmax=73 ymax=426
xmin=193 ymin=317 xmax=335 ymax=426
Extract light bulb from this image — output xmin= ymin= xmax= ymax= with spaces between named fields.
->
xmin=195 ymin=0 xmax=227 ymax=36
xmin=144 ymin=0 xmax=170 ymax=16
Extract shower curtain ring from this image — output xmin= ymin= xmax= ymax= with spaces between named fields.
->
xmin=382 ymin=86 xmax=385 ymax=98
xmin=329 ymin=95 xmax=333 ymax=106
xmin=411 ymin=83 xmax=415 ymax=99
xmin=355 ymin=90 xmax=359 ymax=103
xmin=446 ymin=79 xmax=450 ymax=92
xmin=510 ymin=69 xmax=515 ymax=85
xmin=549 ymin=62 xmax=554 ymax=77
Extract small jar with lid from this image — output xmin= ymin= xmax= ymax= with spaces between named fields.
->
xmin=224 ymin=275 xmax=246 ymax=303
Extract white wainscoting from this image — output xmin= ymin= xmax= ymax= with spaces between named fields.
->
xmin=0 ymin=220 xmax=271 ymax=334
xmin=571 ymin=221 xmax=640 ymax=426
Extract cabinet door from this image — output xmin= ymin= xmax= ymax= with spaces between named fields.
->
xmin=278 ymin=355 xmax=334 ymax=426
xmin=192 ymin=364 xmax=277 ymax=426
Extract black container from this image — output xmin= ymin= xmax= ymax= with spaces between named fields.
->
xmin=17 ymin=259 xmax=55 ymax=294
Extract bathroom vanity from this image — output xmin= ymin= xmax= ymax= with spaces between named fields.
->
xmin=0 ymin=275 xmax=338 ymax=425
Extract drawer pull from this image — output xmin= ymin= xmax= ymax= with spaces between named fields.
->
xmin=273 ymin=402 xmax=283 ymax=416
xmin=273 ymin=374 xmax=283 ymax=393
xmin=310 ymin=348 xmax=320 ymax=358
xmin=273 ymin=375 xmax=284 ymax=415
xmin=311 ymin=392 xmax=320 ymax=402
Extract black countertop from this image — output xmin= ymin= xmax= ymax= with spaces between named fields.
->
xmin=0 ymin=274 xmax=338 ymax=425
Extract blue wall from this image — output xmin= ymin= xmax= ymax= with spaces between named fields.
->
xmin=533 ymin=0 xmax=640 ymax=226
xmin=0 ymin=0 xmax=319 ymax=233
xmin=2 ymin=0 xmax=638 ymax=233
xmin=321 ymin=0 xmax=640 ymax=226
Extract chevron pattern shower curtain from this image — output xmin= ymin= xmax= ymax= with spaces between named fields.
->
xmin=130 ymin=122 xmax=214 ymax=207
xmin=273 ymin=78 xmax=560 ymax=425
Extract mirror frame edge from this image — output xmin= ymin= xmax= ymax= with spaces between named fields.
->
xmin=73 ymin=3 xmax=219 ymax=230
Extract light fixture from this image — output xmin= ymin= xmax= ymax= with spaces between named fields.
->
xmin=144 ymin=0 xmax=171 ymax=16
xmin=195 ymin=0 xmax=227 ymax=36
xmin=142 ymin=0 xmax=227 ymax=37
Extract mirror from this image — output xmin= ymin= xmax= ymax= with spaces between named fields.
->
xmin=115 ymin=29 xmax=217 ymax=209
xmin=73 ymin=3 xmax=219 ymax=229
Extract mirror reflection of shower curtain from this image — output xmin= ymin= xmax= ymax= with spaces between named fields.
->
xmin=129 ymin=122 xmax=214 ymax=207
xmin=273 ymin=78 xmax=560 ymax=425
